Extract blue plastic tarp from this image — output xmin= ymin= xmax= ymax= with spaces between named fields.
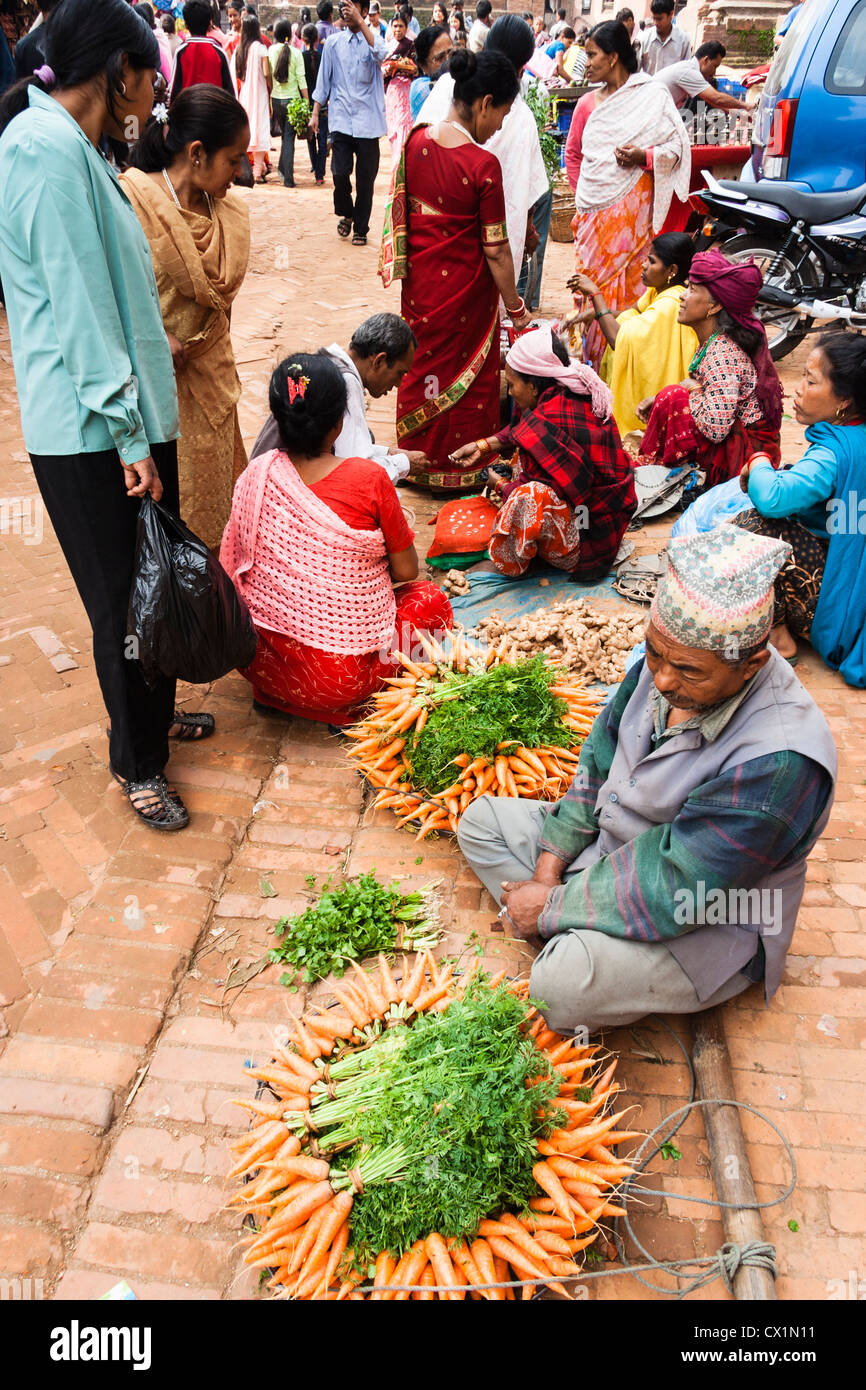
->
xmin=447 ymin=565 xmax=617 ymax=630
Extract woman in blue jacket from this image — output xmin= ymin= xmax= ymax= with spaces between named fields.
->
xmin=0 ymin=0 xmax=209 ymax=829
xmin=737 ymin=333 xmax=866 ymax=687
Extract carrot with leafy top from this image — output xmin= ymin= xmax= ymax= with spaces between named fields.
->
xmin=225 ymin=1122 xmax=285 ymax=1179
xmin=369 ymin=1250 xmax=397 ymax=1302
xmin=449 ymin=1238 xmax=490 ymax=1300
xmin=470 ymin=1238 xmax=504 ymax=1301
xmin=388 ymin=1239 xmax=429 ymax=1302
xmin=424 ymin=1232 xmax=463 ymax=1301
xmin=286 ymin=1199 xmax=333 ymax=1276
xmin=485 ymin=1234 xmax=569 ymax=1300
xmin=532 ymin=1160 xmax=579 ymax=1228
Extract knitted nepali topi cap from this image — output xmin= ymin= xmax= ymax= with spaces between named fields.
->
xmin=650 ymin=525 xmax=792 ymax=654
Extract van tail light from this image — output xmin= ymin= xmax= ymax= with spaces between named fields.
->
xmin=764 ymin=98 xmax=798 ymax=178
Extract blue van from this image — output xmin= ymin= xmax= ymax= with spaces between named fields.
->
xmin=756 ymin=0 xmax=866 ymax=191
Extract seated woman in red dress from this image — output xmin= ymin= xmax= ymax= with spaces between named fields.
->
xmin=636 ymin=250 xmax=783 ymax=489
xmin=220 ymin=353 xmax=452 ymax=725
xmin=451 ymin=325 xmax=636 ymax=579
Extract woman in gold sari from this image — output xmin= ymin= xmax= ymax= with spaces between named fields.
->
xmin=122 ymin=86 xmax=251 ymax=549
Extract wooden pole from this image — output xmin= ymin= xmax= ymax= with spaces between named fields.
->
xmin=689 ymin=1006 xmax=778 ymax=1301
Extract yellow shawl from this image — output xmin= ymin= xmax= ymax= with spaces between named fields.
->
xmin=120 ymin=168 xmax=250 ymax=429
xmin=602 ymin=285 xmax=699 ymax=436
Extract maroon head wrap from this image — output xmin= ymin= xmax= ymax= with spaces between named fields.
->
xmin=689 ymin=250 xmax=783 ymax=432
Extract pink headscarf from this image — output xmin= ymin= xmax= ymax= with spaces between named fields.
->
xmin=506 ymin=326 xmax=614 ymax=422
xmin=688 ymin=250 xmax=783 ymax=431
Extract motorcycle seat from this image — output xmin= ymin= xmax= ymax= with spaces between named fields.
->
xmin=717 ymin=178 xmax=866 ymax=225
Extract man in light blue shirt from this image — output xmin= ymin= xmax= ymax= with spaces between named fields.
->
xmin=310 ymin=0 xmax=387 ymax=244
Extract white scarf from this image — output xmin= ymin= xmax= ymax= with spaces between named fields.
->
xmin=576 ymin=73 xmax=691 ymax=232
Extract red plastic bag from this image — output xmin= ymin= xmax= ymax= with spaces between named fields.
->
xmin=426 ymin=495 xmax=498 ymax=567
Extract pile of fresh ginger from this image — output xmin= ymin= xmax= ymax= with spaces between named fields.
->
xmin=474 ymin=599 xmax=646 ymax=685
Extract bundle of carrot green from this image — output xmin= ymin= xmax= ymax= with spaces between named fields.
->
xmin=228 ymin=957 xmax=638 ymax=1300
xmin=344 ymin=632 xmax=604 ymax=838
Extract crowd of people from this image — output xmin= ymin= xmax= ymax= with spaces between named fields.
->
xmin=0 ymin=0 xmax=865 ymax=854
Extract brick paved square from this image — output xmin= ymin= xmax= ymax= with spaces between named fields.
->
xmin=1 ymin=143 xmax=863 ymax=1305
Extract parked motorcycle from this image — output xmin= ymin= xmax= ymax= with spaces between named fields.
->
xmin=695 ymin=170 xmax=866 ymax=360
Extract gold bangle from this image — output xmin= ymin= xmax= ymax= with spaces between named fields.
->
xmin=475 ymin=438 xmax=492 ymax=457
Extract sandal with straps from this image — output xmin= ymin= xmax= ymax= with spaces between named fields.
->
xmin=337 ymin=216 xmax=352 ymax=238
xmin=169 ymin=710 xmax=215 ymax=741
xmin=111 ymin=770 xmax=190 ymax=832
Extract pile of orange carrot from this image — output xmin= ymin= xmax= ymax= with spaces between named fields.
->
xmin=228 ymin=957 xmax=637 ymax=1300
xmin=343 ymin=638 xmax=604 ymax=838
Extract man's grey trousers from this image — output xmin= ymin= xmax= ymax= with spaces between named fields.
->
xmin=456 ymin=796 xmax=752 ymax=1033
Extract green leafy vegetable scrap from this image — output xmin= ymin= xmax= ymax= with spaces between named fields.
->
xmin=269 ymin=872 xmax=440 ymax=985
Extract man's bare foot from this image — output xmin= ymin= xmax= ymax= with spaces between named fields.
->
xmin=769 ymin=622 xmax=798 ymax=660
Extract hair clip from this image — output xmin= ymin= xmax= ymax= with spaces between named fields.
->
xmin=152 ymin=102 xmax=169 ymax=125
xmin=286 ymin=367 xmax=310 ymax=404
xmin=34 ymin=64 xmax=55 ymax=88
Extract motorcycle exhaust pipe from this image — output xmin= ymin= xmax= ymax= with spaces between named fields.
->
xmin=758 ymin=285 xmax=866 ymax=326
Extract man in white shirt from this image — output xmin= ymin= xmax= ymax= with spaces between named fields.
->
xmin=468 ymin=0 xmax=492 ymax=52
xmin=549 ymin=7 xmax=567 ymax=40
xmin=252 ymin=314 xmax=427 ymax=483
xmin=653 ymin=40 xmax=748 ymax=111
xmin=640 ymin=0 xmax=692 ymax=75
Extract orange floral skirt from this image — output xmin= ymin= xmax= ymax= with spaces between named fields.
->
xmin=573 ymin=174 xmax=654 ymax=372
xmin=489 ymin=482 xmax=583 ymax=577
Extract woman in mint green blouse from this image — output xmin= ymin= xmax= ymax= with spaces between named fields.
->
xmin=268 ymin=19 xmax=309 ymax=187
xmin=0 ymin=0 xmax=210 ymax=831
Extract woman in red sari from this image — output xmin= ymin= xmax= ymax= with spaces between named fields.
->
xmin=220 ymin=354 xmax=452 ymax=725
xmin=637 ymin=250 xmax=783 ymax=489
xmin=379 ymin=47 xmax=532 ymax=493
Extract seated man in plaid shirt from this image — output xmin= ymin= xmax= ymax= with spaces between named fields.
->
xmin=457 ymin=527 xmax=836 ymax=1033
xmin=450 ymin=325 xmax=635 ymax=579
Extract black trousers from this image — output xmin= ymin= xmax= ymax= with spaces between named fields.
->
xmin=309 ymin=108 xmax=329 ymax=180
xmin=30 ymin=442 xmax=180 ymax=783
xmin=271 ymin=97 xmax=297 ymax=186
xmin=330 ymin=132 xmax=380 ymax=237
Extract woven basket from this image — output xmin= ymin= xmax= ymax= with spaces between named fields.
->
xmin=550 ymin=184 xmax=575 ymax=244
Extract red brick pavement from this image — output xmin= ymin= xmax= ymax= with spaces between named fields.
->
xmin=0 ymin=151 xmax=863 ymax=1303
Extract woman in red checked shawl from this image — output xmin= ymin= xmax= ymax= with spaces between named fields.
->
xmin=637 ymin=250 xmax=783 ymax=489
xmin=378 ymin=47 xmax=532 ymax=494
xmin=451 ymin=326 xmax=636 ymax=578
xmin=220 ymin=355 xmax=451 ymax=725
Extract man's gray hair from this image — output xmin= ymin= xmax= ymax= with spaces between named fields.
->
xmin=349 ymin=313 xmax=417 ymax=365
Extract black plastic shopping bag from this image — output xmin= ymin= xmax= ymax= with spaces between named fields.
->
xmin=127 ymin=496 xmax=257 ymax=686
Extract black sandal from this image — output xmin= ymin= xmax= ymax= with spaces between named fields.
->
xmin=107 ymin=711 xmax=215 ymax=743
xmin=351 ymin=233 xmax=367 ymax=246
xmin=169 ymin=711 xmax=216 ymax=741
xmin=337 ymin=217 xmax=352 ymax=238
xmin=110 ymin=770 xmax=190 ymax=832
